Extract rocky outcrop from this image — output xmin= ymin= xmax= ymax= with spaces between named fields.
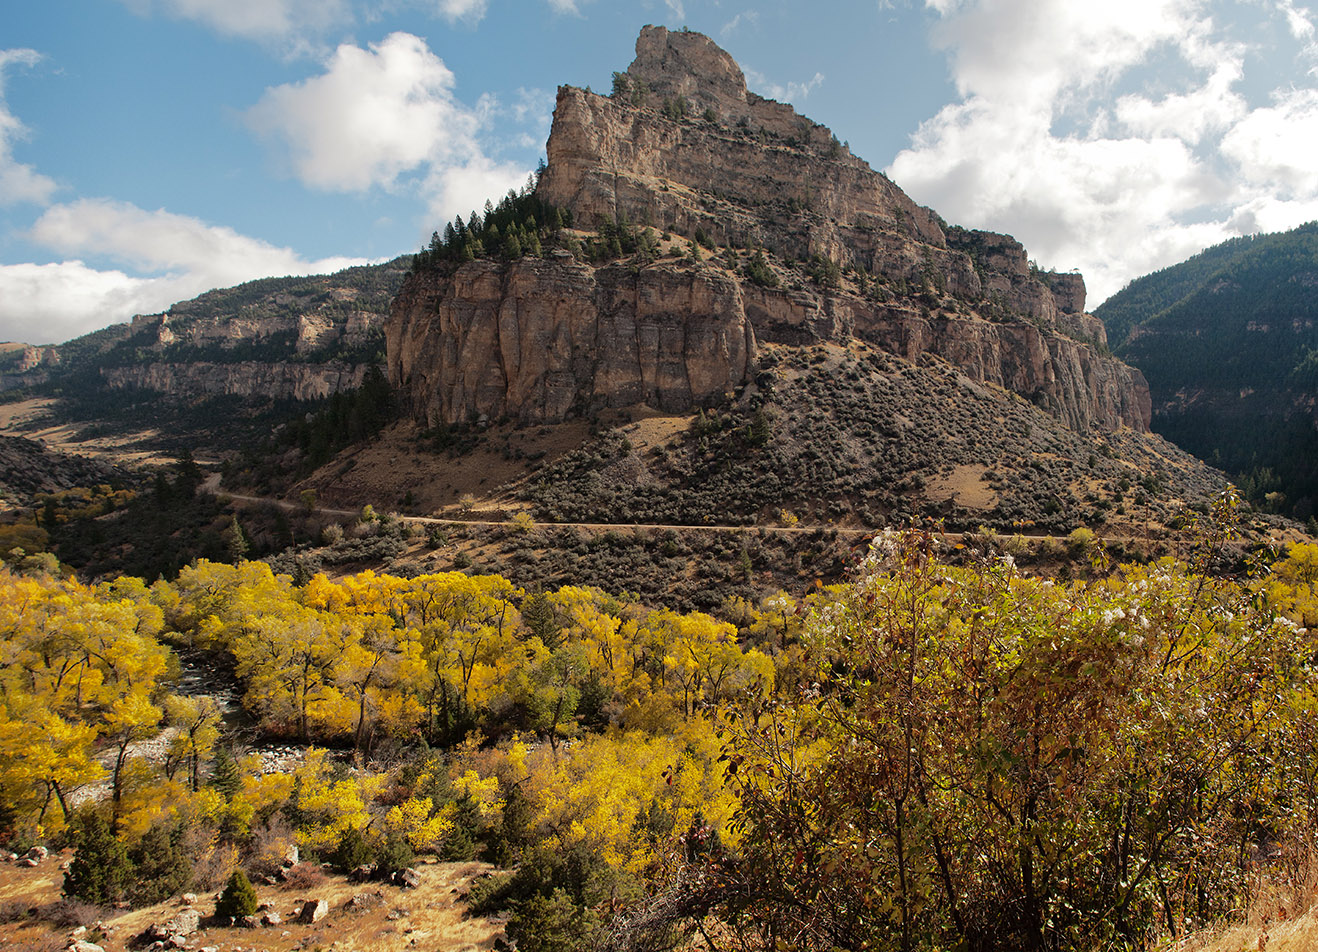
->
xmin=101 ymin=361 xmax=369 ymax=402
xmin=389 ymin=259 xmax=755 ymax=424
xmin=389 ymin=26 xmax=1150 ymax=433
xmin=0 ymin=343 xmax=59 ymax=391
xmin=1 ymin=261 xmax=405 ymax=406
xmin=125 ymin=305 xmax=385 ymax=356
xmin=391 ymin=253 xmax=1148 ymax=432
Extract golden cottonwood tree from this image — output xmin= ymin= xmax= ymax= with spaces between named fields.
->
xmin=0 ymin=569 xmax=170 ymax=835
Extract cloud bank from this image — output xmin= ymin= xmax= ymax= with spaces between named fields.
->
xmin=888 ymin=0 xmax=1318 ymax=304
xmin=245 ymin=32 xmax=529 ymax=230
xmin=117 ymin=0 xmax=354 ymax=55
xmin=0 ymin=199 xmax=367 ymax=344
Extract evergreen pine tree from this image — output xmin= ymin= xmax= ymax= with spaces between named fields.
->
xmin=210 ymin=746 xmax=241 ymax=800
xmin=224 ymin=515 xmax=248 ymax=562
xmin=215 ymin=868 xmax=259 ymax=919
xmin=375 ymin=835 xmax=415 ymax=877
xmin=330 ymin=826 xmax=374 ymax=871
xmin=64 ymin=812 xmax=132 ymax=906
xmin=128 ymin=822 xmax=192 ymax=906
xmin=521 ymin=593 xmax=560 ymax=648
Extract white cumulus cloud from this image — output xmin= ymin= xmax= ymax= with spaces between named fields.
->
xmin=720 ymin=11 xmax=759 ymax=37
xmin=887 ymin=0 xmax=1318 ymax=305
xmin=0 ymin=49 xmax=58 ymax=207
xmin=1274 ymin=0 xmax=1315 ymax=44
xmin=118 ymin=0 xmax=353 ymax=52
xmin=743 ymin=67 xmax=826 ymax=104
xmin=1220 ymin=87 xmax=1318 ymax=199
xmin=0 ymin=199 xmax=368 ymax=343
xmin=245 ymin=32 xmax=529 ymax=223
xmin=436 ymin=0 xmax=488 ymax=24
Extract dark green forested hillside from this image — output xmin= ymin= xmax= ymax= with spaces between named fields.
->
xmin=1096 ymin=222 xmax=1318 ymax=522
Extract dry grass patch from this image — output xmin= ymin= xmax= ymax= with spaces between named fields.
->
xmin=0 ymin=855 xmax=504 ymax=952
xmin=924 ymin=464 xmax=999 ymax=510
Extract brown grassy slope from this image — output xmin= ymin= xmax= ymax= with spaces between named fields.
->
xmin=0 ymin=853 xmax=503 ymax=952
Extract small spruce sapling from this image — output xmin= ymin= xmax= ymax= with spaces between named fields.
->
xmin=215 ymin=868 xmax=259 ymax=919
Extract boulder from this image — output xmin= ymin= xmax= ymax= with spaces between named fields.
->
xmin=141 ymin=907 xmax=200 ymax=945
xmin=344 ymin=891 xmax=384 ymax=913
xmin=298 ymin=899 xmax=329 ymax=924
xmin=161 ymin=908 xmax=200 ymax=937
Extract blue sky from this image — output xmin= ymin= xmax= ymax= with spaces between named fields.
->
xmin=1 ymin=1 xmax=1316 ymax=344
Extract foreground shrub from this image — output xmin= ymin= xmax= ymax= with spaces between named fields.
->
xmin=127 ymin=822 xmax=191 ymax=907
xmin=215 ymin=869 xmax=258 ymax=919
xmin=63 ymin=813 xmax=130 ymax=906
xmin=620 ymin=500 xmax=1318 ymax=952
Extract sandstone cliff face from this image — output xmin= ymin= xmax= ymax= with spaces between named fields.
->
xmin=101 ymin=361 xmax=369 ymax=402
xmin=125 ymin=304 xmax=385 ymax=359
xmin=389 ymin=259 xmax=755 ymax=423
xmin=390 ymin=26 xmax=1150 ymax=433
xmin=14 ymin=261 xmax=405 ymax=405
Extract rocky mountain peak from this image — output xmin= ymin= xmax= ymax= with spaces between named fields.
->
xmin=626 ymin=25 xmax=749 ymax=117
xmin=390 ymin=28 xmax=1150 ymax=435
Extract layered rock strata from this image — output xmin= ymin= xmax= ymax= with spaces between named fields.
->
xmin=100 ymin=361 xmax=369 ymax=402
xmin=389 ymin=25 xmax=1150 ymax=433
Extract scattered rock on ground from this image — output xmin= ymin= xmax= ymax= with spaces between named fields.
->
xmin=298 ymin=899 xmax=328 ymax=924
xmin=344 ymin=892 xmax=384 ymax=913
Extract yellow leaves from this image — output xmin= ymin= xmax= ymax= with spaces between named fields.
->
xmin=454 ymin=770 xmax=504 ymax=820
xmin=384 ymin=796 xmax=456 ymax=851
xmin=104 ymin=690 xmax=163 ymax=743
xmin=301 ymin=573 xmax=351 ymax=614
xmin=1270 ymin=543 xmax=1318 ymax=627
xmin=504 ymin=734 xmax=531 ymax=784
xmin=170 ymin=559 xmax=292 ymax=648
xmin=527 ymin=728 xmax=734 ymax=874
xmin=238 ymin=756 xmax=294 ymax=817
xmin=291 ymin=748 xmax=371 ymax=852
xmin=0 ymin=702 xmax=102 ymax=832
xmin=375 ymin=692 xmax=426 ymax=739
xmin=116 ymin=759 xmax=186 ymax=840
xmin=1276 ymin=543 xmax=1318 ymax=585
